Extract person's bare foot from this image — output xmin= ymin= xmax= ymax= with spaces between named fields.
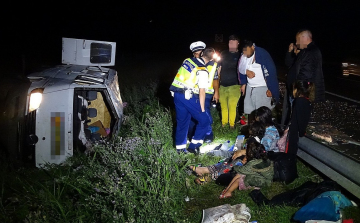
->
xmin=219 ymin=189 xmax=232 ymax=199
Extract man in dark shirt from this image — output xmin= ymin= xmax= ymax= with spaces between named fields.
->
xmin=281 ymin=32 xmax=301 ymax=128
xmin=281 ymin=29 xmax=325 ymax=128
xmin=218 ymin=35 xmax=241 ymax=129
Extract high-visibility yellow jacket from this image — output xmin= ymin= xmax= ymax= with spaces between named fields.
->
xmin=192 ymin=61 xmax=218 ymax=94
xmin=204 ymin=61 xmax=218 ymax=94
xmin=171 ymin=58 xmax=207 ymax=92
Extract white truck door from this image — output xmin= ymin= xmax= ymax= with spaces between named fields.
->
xmin=35 ymin=89 xmax=74 ymax=167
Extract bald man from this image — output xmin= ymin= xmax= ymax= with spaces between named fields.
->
xmin=295 ymin=29 xmax=325 ymax=102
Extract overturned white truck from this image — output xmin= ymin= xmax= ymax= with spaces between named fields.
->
xmin=22 ymin=38 xmax=123 ymax=167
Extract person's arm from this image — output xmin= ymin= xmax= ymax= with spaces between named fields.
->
xmin=212 ymin=79 xmax=219 ymax=103
xmin=261 ymin=49 xmax=280 ymax=103
xmin=241 ymin=84 xmax=246 ymax=96
xmin=217 ymin=66 xmax=221 ymax=82
xmin=197 ymin=70 xmax=209 ymax=112
xmin=232 ymin=149 xmax=246 ymax=160
xmin=199 ymin=88 xmax=205 ymax=112
xmin=285 ymin=52 xmax=294 ymax=68
xmin=285 ymin=43 xmax=295 ymax=67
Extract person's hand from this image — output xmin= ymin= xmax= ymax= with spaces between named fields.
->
xmin=266 ymin=90 xmax=272 ymax=97
xmin=288 ymin=43 xmax=294 ymax=52
xmin=246 ymin=70 xmax=255 ymax=79
xmin=212 ymin=91 xmax=219 ymax=103
xmin=232 ymin=149 xmax=246 ymax=160
xmin=241 ymin=157 xmax=247 ymax=165
xmin=241 ymin=84 xmax=246 ymax=96
xmin=284 ymin=128 xmax=289 ymax=135
xmin=294 ymin=45 xmax=300 ymax=55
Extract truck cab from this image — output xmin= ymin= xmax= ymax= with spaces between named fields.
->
xmin=2 ymin=38 xmax=123 ymax=167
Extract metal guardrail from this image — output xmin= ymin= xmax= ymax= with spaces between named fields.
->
xmin=297 ymin=136 xmax=360 ymax=199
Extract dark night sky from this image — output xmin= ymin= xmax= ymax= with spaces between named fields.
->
xmin=3 ymin=0 xmax=360 ymax=74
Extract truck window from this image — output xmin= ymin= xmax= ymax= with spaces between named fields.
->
xmin=73 ymin=89 xmax=116 ymax=152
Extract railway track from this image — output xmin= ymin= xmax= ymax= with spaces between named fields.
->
xmin=298 ymin=91 xmax=360 ymax=199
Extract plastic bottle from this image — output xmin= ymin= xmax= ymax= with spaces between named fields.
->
xmin=228 ymin=144 xmax=235 ymax=152
xmin=234 ymin=135 xmax=245 ymax=151
xmin=214 ymin=144 xmax=222 ymax=150
xmin=220 ymin=140 xmax=230 ymax=151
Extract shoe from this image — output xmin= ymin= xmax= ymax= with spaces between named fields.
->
xmin=204 ymin=132 xmax=214 ymax=143
xmin=219 ymin=189 xmax=232 ymax=199
xmin=187 ymin=147 xmax=199 ymax=154
xmin=177 ymin=149 xmax=189 ymax=154
xmin=240 ymin=119 xmax=247 ymax=125
xmin=195 ymin=176 xmax=211 ymax=185
xmin=219 ymin=194 xmax=232 ymax=199
xmin=230 ymin=126 xmax=235 ymax=130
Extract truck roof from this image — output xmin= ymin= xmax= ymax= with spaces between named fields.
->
xmin=27 ymin=65 xmax=117 ymax=93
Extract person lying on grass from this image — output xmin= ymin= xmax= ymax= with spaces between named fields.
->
xmin=219 ymin=137 xmax=274 ymax=199
xmin=189 ymin=122 xmax=265 ymax=185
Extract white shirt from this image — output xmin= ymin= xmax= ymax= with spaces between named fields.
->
xmin=195 ymin=58 xmax=209 ymax=89
xmin=238 ymin=54 xmax=248 ymax=74
xmin=246 ymin=52 xmax=267 ymax=87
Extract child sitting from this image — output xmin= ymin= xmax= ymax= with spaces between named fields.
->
xmin=255 ymin=106 xmax=282 ymax=152
xmin=219 ymin=137 xmax=274 ymax=199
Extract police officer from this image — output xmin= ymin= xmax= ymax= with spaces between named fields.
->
xmin=188 ymin=41 xmax=220 ymax=143
xmin=170 ymin=47 xmax=215 ymax=154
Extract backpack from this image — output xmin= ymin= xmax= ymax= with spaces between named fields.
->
xmin=267 ymin=151 xmax=298 ymax=184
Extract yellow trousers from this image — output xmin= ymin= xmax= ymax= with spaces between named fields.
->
xmin=219 ymin=85 xmax=241 ymax=127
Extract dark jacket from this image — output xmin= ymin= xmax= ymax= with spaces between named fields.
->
xmin=234 ymin=158 xmax=274 ymax=187
xmin=285 ymin=51 xmax=298 ymax=93
xmin=294 ymin=42 xmax=325 ymax=102
xmin=238 ymin=46 xmax=280 ymax=103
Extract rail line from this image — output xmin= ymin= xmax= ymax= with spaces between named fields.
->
xmin=298 ymin=90 xmax=360 ymax=199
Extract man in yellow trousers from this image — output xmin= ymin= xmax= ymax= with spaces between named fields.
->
xmin=218 ymin=35 xmax=241 ymax=129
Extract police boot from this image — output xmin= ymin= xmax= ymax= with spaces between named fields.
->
xmin=204 ymin=132 xmax=214 ymax=143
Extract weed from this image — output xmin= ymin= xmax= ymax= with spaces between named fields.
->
xmin=0 ymin=81 xmax=359 ymax=223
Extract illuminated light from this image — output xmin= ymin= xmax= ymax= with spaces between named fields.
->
xmin=213 ymin=53 xmax=219 ymax=60
xmin=29 ymin=92 xmax=43 ymax=112
xmin=199 ymin=144 xmax=219 ymax=154
xmin=342 ymin=63 xmax=349 ymax=67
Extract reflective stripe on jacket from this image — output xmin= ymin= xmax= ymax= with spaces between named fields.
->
xmin=193 ymin=61 xmax=217 ymax=94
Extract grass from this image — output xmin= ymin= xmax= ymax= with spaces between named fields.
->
xmin=0 ymin=81 xmax=359 ymax=222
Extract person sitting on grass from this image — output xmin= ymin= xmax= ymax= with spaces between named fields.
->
xmin=189 ymin=122 xmax=265 ymax=185
xmin=255 ymin=106 xmax=282 ymax=152
xmin=219 ymin=137 xmax=274 ymax=199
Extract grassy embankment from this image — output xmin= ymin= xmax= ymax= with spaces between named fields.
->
xmin=0 ymin=82 xmax=359 ymax=222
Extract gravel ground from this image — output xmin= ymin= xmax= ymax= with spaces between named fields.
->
xmin=278 ymin=82 xmax=360 ymax=162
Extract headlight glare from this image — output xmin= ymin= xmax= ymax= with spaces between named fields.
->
xmin=29 ymin=91 xmax=43 ymax=112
